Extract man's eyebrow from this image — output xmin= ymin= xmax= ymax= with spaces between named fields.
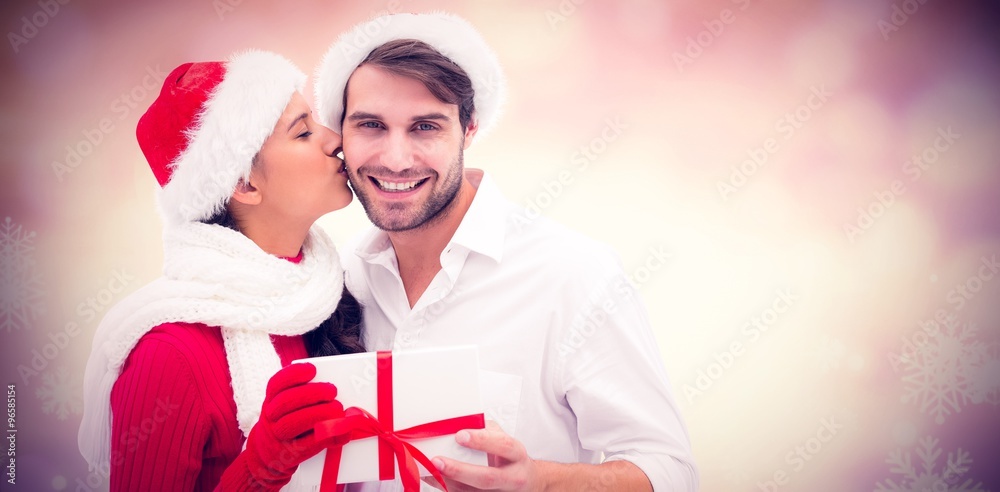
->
xmin=286 ymin=113 xmax=308 ymax=132
xmin=345 ymin=112 xmax=453 ymax=123
xmin=412 ymin=113 xmax=450 ymax=122
xmin=346 ymin=111 xmax=381 ymax=121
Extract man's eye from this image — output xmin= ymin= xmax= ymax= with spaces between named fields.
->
xmin=360 ymin=121 xmax=382 ymax=129
xmin=416 ymin=123 xmax=436 ymax=131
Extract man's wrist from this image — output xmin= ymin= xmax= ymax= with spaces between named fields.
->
xmin=527 ymin=459 xmax=653 ymax=492
xmin=532 ymin=459 xmax=552 ymax=492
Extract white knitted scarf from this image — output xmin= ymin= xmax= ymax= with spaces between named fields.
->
xmin=78 ymin=221 xmax=344 ymax=471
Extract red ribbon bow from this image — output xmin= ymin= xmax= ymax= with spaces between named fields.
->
xmin=314 ymin=351 xmax=485 ymax=492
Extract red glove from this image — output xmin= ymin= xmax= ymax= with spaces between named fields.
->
xmin=217 ymin=362 xmax=343 ymax=492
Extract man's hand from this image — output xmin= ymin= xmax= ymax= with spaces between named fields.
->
xmin=424 ymin=422 xmax=654 ymax=492
xmin=425 ymin=422 xmax=545 ymax=492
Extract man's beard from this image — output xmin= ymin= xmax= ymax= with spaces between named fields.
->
xmin=348 ymin=149 xmax=465 ymax=232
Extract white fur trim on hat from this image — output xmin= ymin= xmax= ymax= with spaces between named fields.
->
xmin=158 ymin=50 xmax=306 ymax=226
xmin=314 ymin=12 xmax=507 ymax=137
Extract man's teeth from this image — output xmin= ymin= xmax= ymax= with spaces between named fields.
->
xmin=376 ymin=178 xmax=420 ymax=192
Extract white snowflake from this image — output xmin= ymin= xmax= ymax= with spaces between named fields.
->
xmin=968 ymin=341 xmax=1000 ymax=407
xmin=0 ymin=216 xmax=36 ymax=269
xmin=35 ymin=367 xmax=83 ymax=421
xmin=0 ymin=216 xmax=44 ymax=332
xmin=899 ymin=318 xmax=985 ymax=424
xmin=874 ymin=436 xmax=987 ymax=491
xmin=815 ymin=335 xmax=846 ymax=373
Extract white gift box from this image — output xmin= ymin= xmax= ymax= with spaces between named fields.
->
xmin=287 ymin=346 xmax=488 ymax=489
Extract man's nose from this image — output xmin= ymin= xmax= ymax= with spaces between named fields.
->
xmin=381 ymin=129 xmax=414 ymax=172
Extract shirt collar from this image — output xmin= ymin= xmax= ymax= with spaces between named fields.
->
xmin=353 ymin=169 xmax=508 ymax=266
xmin=449 ymin=169 xmax=507 ymax=264
xmin=354 ymin=224 xmax=394 ymax=268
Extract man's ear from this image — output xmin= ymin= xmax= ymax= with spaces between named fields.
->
xmin=230 ymin=175 xmax=262 ymax=206
xmin=462 ymin=116 xmax=479 ymax=150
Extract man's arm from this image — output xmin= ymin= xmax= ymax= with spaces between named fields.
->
xmin=431 ymin=248 xmax=698 ymax=491
xmin=430 ymin=425 xmax=652 ymax=491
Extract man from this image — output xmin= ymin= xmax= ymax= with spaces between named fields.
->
xmin=315 ymin=12 xmax=697 ymax=491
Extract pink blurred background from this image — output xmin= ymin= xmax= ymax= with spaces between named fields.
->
xmin=2 ymin=0 xmax=998 ymax=490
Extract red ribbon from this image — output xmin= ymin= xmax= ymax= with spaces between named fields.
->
xmin=314 ymin=351 xmax=486 ymax=492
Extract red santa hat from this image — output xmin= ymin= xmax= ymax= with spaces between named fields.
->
xmin=313 ymin=12 xmax=507 ymax=137
xmin=137 ymin=50 xmax=306 ymax=226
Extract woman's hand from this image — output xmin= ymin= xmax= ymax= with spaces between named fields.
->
xmin=217 ymin=362 xmax=343 ymax=491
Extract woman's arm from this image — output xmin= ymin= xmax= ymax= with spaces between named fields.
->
xmin=110 ymin=335 xmax=211 ymax=491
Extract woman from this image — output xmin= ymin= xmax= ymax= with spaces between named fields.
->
xmin=78 ymin=50 xmax=360 ymax=491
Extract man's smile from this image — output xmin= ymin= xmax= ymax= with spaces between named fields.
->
xmin=369 ymin=176 xmax=430 ymax=192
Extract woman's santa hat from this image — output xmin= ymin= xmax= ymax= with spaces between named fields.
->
xmin=79 ymin=50 xmax=345 ymax=474
xmin=313 ymin=12 xmax=507 ymax=137
xmin=138 ymin=50 xmax=305 ymax=226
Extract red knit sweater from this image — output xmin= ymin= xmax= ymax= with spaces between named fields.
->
xmin=108 ymin=251 xmax=312 ymax=491
xmin=109 ymin=322 xmax=308 ymax=491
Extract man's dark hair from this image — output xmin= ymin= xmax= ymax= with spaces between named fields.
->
xmin=344 ymin=39 xmax=476 ymax=130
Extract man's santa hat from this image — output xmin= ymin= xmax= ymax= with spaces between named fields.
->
xmin=137 ymin=50 xmax=306 ymax=226
xmin=314 ymin=12 xmax=507 ymax=137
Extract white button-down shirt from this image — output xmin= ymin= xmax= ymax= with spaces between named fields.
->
xmin=343 ymin=171 xmax=697 ymax=491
